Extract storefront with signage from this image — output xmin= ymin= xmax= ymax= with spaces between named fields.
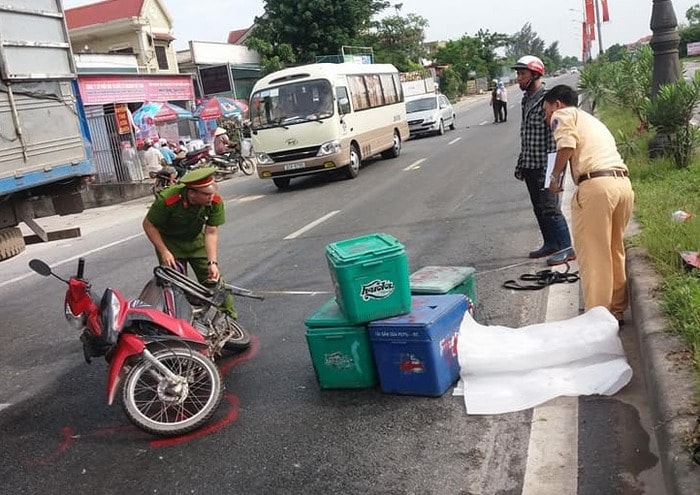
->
xmin=77 ymin=74 xmax=196 ymax=183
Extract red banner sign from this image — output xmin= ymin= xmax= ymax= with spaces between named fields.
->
xmin=585 ymin=0 xmax=596 ymax=29
xmin=601 ymin=0 xmax=610 ymax=22
xmin=114 ymin=104 xmax=131 ymax=134
xmin=77 ymin=75 xmax=195 ymax=106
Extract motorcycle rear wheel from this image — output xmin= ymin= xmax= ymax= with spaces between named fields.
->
xmin=221 ymin=317 xmax=252 ymax=351
xmin=122 ymin=347 xmax=223 ymax=436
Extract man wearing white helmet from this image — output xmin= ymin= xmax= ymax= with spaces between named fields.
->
xmin=511 ymin=55 xmax=575 ymax=266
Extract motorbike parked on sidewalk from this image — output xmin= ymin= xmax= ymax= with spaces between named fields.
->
xmin=28 ymin=258 xmax=223 ymax=437
xmin=137 ymin=265 xmax=263 ymax=356
xmin=173 ymin=147 xmax=211 ymax=171
xmin=149 ymin=168 xmax=176 ymax=198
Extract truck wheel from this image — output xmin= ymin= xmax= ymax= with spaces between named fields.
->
xmin=273 ymin=177 xmax=291 ymax=189
xmin=0 ymin=227 xmax=26 ymax=261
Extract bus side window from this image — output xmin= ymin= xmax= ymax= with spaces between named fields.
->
xmin=336 ymin=87 xmax=351 ymax=115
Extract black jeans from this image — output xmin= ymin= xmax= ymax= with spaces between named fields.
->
xmin=521 ymin=168 xmax=572 ymax=250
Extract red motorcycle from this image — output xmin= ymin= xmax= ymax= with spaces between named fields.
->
xmin=29 ymin=258 xmax=223 ymax=437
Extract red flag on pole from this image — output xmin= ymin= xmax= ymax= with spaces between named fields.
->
xmin=585 ymin=0 xmax=596 ymax=27
xmin=582 ymin=22 xmax=589 ymax=61
xmin=601 ymin=0 xmax=610 ymax=22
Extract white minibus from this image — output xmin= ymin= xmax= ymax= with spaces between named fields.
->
xmin=249 ymin=63 xmax=409 ymax=189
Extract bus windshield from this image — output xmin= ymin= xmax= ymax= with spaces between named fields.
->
xmin=250 ymin=79 xmax=334 ymax=130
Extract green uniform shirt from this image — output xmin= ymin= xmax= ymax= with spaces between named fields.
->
xmin=146 ymin=184 xmax=225 ymax=258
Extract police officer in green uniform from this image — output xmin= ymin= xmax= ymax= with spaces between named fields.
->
xmin=142 ymin=167 xmax=236 ymax=318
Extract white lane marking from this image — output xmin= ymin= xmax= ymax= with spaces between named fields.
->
xmin=479 ymin=120 xmax=490 ymax=126
xmin=0 ymin=403 xmax=10 ymax=412
xmin=284 ymin=210 xmax=340 ymax=240
xmin=0 ymin=233 xmax=144 ymax=290
xmin=522 ymin=173 xmax=579 ymax=495
xmin=448 ymin=137 xmax=461 ymax=145
xmin=227 ymin=194 xmax=265 ymax=204
xmin=403 ymin=158 xmax=426 ymax=171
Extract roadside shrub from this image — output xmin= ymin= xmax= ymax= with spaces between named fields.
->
xmin=642 ymin=71 xmax=700 ymax=168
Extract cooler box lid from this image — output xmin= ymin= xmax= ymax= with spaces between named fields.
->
xmin=326 ymin=233 xmax=405 ymax=266
xmin=410 ymin=266 xmax=475 ymax=294
xmin=305 ymin=298 xmax=355 ymax=328
xmin=368 ymin=295 xmax=467 ymax=341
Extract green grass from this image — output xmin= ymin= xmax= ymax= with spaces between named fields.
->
xmin=599 ymin=105 xmax=700 ymax=371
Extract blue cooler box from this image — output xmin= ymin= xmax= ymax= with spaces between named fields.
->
xmin=410 ymin=265 xmax=477 ymax=308
xmin=325 ymin=233 xmax=411 ymax=324
xmin=304 ymin=298 xmax=377 ymax=389
xmin=368 ymin=295 xmax=468 ymax=396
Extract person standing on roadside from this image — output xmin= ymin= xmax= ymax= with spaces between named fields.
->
xmin=512 ymin=55 xmax=575 ymax=266
xmin=543 ymin=84 xmax=634 ymax=325
xmin=489 ymin=79 xmax=501 ymax=123
xmin=496 ymin=81 xmax=508 ymax=123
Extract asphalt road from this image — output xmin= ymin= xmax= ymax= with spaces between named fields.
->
xmin=0 ymin=77 xmax=666 ymax=494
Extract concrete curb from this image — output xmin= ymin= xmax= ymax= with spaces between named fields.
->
xmin=627 ymin=246 xmax=700 ymax=495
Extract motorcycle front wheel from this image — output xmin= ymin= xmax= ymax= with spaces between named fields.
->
xmin=122 ymin=347 xmax=223 ymax=436
xmin=239 ymin=157 xmax=255 ymax=175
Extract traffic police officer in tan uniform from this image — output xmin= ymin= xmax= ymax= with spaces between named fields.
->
xmin=543 ymin=85 xmax=634 ymax=325
xmin=142 ymin=167 xmax=236 ymax=317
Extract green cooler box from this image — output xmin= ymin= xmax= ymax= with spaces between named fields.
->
xmin=325 ymin=233 xmax=411 ymax=324
xmin=409 ymin=265 xmax=477 ymax=309
xmin=304 ymin=298 xmax=377 ymax=389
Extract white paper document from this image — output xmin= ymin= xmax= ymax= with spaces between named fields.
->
xmin=544 ymin=152 xmax=565 ymax=189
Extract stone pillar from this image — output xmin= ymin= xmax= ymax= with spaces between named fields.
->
xmin=649 ymin=0 xmax=682 ymax=157
xmin=650 ymin=0 xmax=681 ymax=95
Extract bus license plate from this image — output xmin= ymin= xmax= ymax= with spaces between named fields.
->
xmin=284 ymin=162 xmax=306 ymax=171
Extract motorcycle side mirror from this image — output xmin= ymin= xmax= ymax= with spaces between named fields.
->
xmin=29 ymin=259 xmax=52 ymax=276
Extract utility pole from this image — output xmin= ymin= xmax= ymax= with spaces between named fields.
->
xmin=594 ymin=0 xmax=604 ymax=55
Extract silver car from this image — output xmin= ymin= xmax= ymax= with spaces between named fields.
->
xmin=405 ymin=93 xmax=456 ymax=137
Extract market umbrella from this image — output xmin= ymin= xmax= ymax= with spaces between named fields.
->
xmin=193 ymin=96 xmax=248 ymax=120
xmin=132 ymin=101 xmax=193 ymax=125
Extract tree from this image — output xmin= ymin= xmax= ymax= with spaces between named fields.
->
xmin=506 ymin=23 xmax=546 ymax=60
xmin=245 ymin=0 xmax=390 ymax=70
xmin=359 ymin=11 xmax=429 ymax=71
xmin=686 ymin=4 xmax=700 ymax=25
xmin=433 ymin=30 xmax=509 ymax=83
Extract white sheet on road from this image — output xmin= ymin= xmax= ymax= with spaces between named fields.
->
xmin=453 ymin=306 xmax=632 ymax=414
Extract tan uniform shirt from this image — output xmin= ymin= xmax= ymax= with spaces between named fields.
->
xmin=550 ymin=107 xmax=627 ymax=184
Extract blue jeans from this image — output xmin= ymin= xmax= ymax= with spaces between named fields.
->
xmin=522 ymin=168 xmax=572 ymax=250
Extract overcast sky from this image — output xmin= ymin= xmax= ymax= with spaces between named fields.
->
xmin=63 ymin=0 xmax=700 ymax=60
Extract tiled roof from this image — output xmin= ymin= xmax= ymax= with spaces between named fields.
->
xmin=227 ymin=28 xmax=250 ymax=44
xmin=65 ymin=0 xmax=145 ymax=30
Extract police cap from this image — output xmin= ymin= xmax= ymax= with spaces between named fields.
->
xmin=180 ymin=167 xmax=216 ymax=190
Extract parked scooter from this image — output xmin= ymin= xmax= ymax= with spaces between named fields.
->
xmin=28 ymin=258 xmax=224 ymax=437
xmin=149 ymin=168 xmax=176 ymax=197
xmin=173 ymin=147 xmax=211 ymax=171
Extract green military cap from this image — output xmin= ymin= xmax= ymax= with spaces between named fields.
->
xmin=180 ymin=167 xmax=217 ymax=188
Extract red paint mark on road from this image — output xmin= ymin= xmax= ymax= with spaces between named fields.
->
xmin=149 ymin=393 xmax=240 ymax=448
xmin=26 ymin=426 xmax=75 ymax=466
xmin=219 ymin=334 xmax=259 ymax=375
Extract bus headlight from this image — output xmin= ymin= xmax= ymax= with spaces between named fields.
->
xmin=256 ymin=152 xmax=274 ymax=165
xmin=317 ymin=140 xmax=341 ymax=157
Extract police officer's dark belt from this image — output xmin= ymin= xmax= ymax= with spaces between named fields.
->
xmin=578 ymin=169 xmax=628 ymax=183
